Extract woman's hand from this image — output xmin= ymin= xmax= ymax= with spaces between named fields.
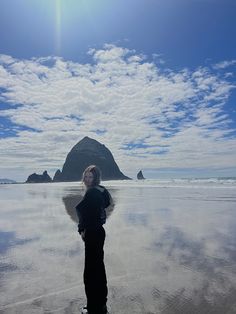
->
xmin=81 ymin=230 xmax=86 ymax=241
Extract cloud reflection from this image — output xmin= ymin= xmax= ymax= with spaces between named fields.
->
xmin=0 ymin=183 xmax=236 ymax=313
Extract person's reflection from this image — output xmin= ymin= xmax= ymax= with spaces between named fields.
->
xmin=62 ymin=193 xmax=83 ymax=224
xmin=62 ymin=191 xmax=114 ymax=224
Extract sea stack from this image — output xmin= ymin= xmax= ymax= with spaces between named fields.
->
xmin=137 ymin=170 xmax=145 ymax=180
xmin=53 ymin=136 xmax=131 ymax=181
xmin=26 ymin=171 xmax=52 ymax=183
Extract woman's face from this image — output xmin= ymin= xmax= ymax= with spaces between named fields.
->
xmin=84 ymin=171 xmax=94 ymax=187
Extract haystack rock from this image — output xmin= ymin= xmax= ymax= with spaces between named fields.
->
xmin=26 ymin=171 xmax=52 ymax=183
xmin=137 ymin=170 xmax=145 ymax=180
xmin=53 ymin=136 xmax=131 ymax=181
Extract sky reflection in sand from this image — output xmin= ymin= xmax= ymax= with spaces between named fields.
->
xmin=0 ymin=182 xmax=236 ymax=313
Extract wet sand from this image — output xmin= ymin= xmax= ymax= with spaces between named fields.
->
xmin=0 ymin=181 xmax=236 ymax=313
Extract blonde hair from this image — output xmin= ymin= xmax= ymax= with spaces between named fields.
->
xmin=82 ymin=165 xmax=101 ymax=186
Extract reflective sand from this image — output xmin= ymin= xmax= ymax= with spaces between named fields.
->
xmin=0 ymin=181 xmax=236 ymax=313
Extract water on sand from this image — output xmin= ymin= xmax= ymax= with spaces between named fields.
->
xmin=0 ymin=180 xmax=236 ymax=313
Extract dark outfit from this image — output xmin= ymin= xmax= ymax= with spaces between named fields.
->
xmin=76 ymin=185 xmax=110 ymax=314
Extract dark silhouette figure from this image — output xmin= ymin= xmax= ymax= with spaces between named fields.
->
xmin=75 ymin=165 xmax=111 ymax=314
xmin=84 ymin=227 xmax=107 ymax=313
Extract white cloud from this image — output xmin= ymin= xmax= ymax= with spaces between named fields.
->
xmin=213 ymin=60 xmax=236 ymax=70
xmin=0 ymin=45 xmax=236 ymax=181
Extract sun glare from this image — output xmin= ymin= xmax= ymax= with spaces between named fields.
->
xmin=52 ymin=0 xmax=109 ymax=54
xmin=55 ymin=0 xmax=61 ymax=53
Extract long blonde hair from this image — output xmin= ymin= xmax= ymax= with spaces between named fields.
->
xmin=82 ymin=165 xmax=101 ymax=186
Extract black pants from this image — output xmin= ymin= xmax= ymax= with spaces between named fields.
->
xmin=84 ymin=227 xmax=108 ymax=314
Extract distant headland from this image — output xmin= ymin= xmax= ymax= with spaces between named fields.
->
xmin=0 ymin=178 xmax=17 ymax=184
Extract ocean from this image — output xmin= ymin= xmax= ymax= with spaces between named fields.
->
xmin=0 ymin=179 xmax=236 ymax=313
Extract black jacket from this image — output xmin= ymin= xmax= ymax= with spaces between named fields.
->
xmin=75 ymin=185 xmax=111 ymax=234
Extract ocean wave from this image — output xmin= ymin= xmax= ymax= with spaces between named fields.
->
xmin=103 ymin=177 xmax=236 ymax=188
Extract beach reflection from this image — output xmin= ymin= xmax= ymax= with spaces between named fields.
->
xmin=0 ymin=183 xmax=236 ymax=313
xmin=103 ymin=186 xmax=236 ymax=313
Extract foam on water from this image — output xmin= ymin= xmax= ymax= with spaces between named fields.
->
xmin=102 ymin=177 xmax=236 ymax=188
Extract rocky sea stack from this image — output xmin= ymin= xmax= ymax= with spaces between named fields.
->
xmin=137 ymin=170 xmax=145 ymax=180
xmin=26 ymin=171 xmax=52 ymax=183
xmin=53 ymin=136 xmax=130 ymax=181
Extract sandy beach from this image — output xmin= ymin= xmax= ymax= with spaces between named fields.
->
xmin=0 ymin=180 xmax=236 ymax=314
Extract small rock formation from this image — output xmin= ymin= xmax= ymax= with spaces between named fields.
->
xmin=53 ymin=136 xmax=131 ymax=181
xmin=53 ymin=169 xmax=62 ymax=182
xmin=137 ymin=170 xmax=145 ymax=180
xmin=26 ymin=171 xmax=52 ymax=183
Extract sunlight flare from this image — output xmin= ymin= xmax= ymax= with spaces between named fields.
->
xmin=55 ymin=0 xmax=61 ymax=53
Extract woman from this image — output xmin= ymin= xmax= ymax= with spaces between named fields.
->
xmin=76 ymin=165 xmax=111 ymax=314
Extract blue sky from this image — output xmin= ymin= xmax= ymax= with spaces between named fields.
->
xmin=0 ymin=0 xmax=236 ymax=181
